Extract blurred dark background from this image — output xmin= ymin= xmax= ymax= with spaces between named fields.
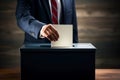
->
xmin=0 ymin=0 xmax=120 ymax=70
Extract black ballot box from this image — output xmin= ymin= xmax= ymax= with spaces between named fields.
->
xmin=20 ymin=43 xmax=96 ymax=80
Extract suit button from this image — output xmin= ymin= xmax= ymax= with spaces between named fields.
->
xmin=30 ymin=32 xmax=35 ymax=36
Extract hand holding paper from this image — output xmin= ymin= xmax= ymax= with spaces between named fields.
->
xmin=40 ymin=24 xmax=59 ymax=41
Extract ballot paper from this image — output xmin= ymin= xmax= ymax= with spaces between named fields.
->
xmin=51 ymin=25 xmax=73 ymax=47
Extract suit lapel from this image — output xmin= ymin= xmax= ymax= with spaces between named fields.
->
xmin=60 ymin=0 xmax=66 ymax=24
xmin=61 ymin=0 xmax=65 ymax=7
xmin=61 ymin=0 xmax=66 ymax=13
xmin=42 ymin=0 xmax=52 ymax=22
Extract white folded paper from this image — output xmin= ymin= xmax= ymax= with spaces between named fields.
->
xmin=51 ymin=25 xmax=73 ymax=47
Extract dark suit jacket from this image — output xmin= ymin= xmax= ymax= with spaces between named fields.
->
xmin=16 ymin=0 xmax=78 ymax=43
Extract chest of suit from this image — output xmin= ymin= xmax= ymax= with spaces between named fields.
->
xmin=30 ymin=0 xmax=73 ymax=24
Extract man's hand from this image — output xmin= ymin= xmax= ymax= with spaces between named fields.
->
xmin=40 ymin=24 xmax=59 ymax=41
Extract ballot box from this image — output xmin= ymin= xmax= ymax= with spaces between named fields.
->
xmin=20 ymin=43 xmax=96 ymax=80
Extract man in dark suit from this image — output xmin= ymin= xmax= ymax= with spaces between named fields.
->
xmin=16 ymin=0 xmax=78 ymax=44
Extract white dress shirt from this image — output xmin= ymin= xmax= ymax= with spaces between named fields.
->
xmin=49 ymin=0 xmax=61 ymax=24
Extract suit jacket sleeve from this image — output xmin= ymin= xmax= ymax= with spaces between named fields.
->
xmin=72 ymin=0 xmax=78 ymax=43
xmin=16 ymin=0 xmax=45 ymax=39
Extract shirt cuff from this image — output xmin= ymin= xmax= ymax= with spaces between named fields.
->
xmin=39 ymin=25 xmax=46 ymax=38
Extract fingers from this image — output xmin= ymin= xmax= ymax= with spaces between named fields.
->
xmin=47 ymin=24 xmax=59 ymax=41
xmin=41 ymin=24 xmax=59 ymax=41
xmin=44 ymin=30 xmax=53 ymax=41
xmin=47 ymin=29 xmax=58 ymax=41
xmin=49 ymin=24 xmax=59 ymax=39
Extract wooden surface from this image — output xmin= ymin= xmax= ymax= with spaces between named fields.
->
xmin=0 ymin=68 xmax=120 ymax=80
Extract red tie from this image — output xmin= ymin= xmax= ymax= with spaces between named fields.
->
xmin=51 ymin=0 xmax=58 ymax=24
